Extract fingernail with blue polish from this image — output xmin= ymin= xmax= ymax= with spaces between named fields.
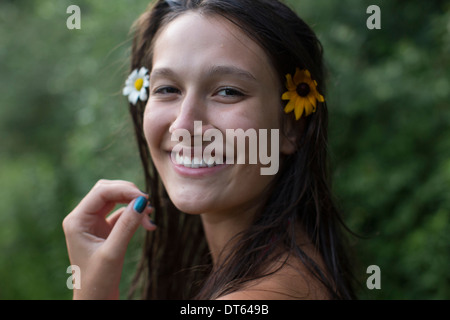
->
xmin=133 ymin=196 xmax=148 ymax=214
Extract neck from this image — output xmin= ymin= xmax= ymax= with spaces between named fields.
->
xmin=200 ymin=205 xmax=257 ymax=265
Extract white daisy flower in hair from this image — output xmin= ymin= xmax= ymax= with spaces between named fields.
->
xmin=123 ymin=67 xmax=150 ymax=105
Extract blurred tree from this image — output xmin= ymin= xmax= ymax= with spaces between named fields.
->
xmin=0 ymin=0 xmax=149 ymax=299
xmin=286 ymin=0 xmax=450 ymax=298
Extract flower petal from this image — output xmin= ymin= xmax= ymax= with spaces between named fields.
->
xmin=284 ymin=98 xmax=296 ymax=113
xmin=286 ymin=74 xmax=297 ymax=91
xmin=139 ymin=88 xmax=148 ymax=101
xmin=125 ymin=78 xmax=134 ymax=87
xmin=304 ymin=98 xmax=314 ymax=116
xmin=317 ymin=93 xmax=325 ymax=102
xmin=308 ymin=94 xmax=317 ymax=110
xmin=293 ymin=68 xmax=305 ymax=85
xmin=294 ymin=97 xmax=304 ymax=120
xmin=138 ymin=67 xmax=149 ymax=78
xmin=123 ymin=85 xmax=133 ymax=96
xmin=129 ymin=91 xmax=140 ymax=105
xmin=304 ymin=69 xmax=311 ymax=79
xmin=282 ymin=91 xmax=295 ymax=100
xmin=129 ymin=69 xmax=138 ymax=80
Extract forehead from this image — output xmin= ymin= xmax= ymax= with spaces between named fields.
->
xmin=151 ymin=12 xmax=276 ymax=79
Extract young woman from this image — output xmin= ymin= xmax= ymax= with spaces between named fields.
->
xmin=63 ymin=0 xmax=356 ymax=300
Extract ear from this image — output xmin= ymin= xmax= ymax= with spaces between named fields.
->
xmin=280 ymin=117 xmax=303 ymax=155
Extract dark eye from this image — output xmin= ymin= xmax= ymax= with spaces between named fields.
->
xmin=217 ymin=88 xmax=244 ymax=97
xmin=153 ymin=86 xmax=180 ymax=95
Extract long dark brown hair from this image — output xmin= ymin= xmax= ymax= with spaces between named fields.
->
xmin=126 ymin=0 xmax=356 ymax=299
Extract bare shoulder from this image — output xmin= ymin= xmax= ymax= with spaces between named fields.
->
xmin=217 ymin=252 xmax=331 ymax=300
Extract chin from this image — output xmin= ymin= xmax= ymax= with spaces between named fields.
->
xmin=161 ymin=173 xmax=232 ymax=212
xmin=167 ymin=190 xmax=218 ymax=215
xmin=171 ymin=200 xmax=214 ymax=215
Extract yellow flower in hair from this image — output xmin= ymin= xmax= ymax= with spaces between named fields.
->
xmin=281 ymin=68 xmax=325 ymax=120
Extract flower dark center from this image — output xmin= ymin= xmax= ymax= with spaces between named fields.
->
xmin=296 ymin=83 xmax=310 ymax=97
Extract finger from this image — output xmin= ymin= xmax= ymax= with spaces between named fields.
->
xmin=103 ymin=196 xmax=149 ymax=256
xmin=141 ymin=207 xmax=157 ymax=231
xmin=74 ymin=180 xmax=147 ymax=217
xmin=106 ymin=207 xmax=126 ymax=227
xmin=107 ymin=206 xmax=155 ymax=230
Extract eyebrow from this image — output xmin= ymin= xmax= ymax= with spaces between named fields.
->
xmin=149 ymin=67 xmax=176 ymax=81
xmin=206 ymin=65 xmax=257 ymax=82
xmin=150 ymin=65 xmax=257 ymax=82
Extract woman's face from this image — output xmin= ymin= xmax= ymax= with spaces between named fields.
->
xmin=143 ymin=12 xmax=293 ymax=216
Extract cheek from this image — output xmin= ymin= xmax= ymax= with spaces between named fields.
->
xmin=143 ymin=111 xmax=155 ymax=150
xmin=223 ymin=97 xmax=282 ymax=131
xmin=143 ymin=106 xmax=168 ymax=156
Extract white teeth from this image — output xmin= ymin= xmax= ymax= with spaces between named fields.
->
xmin=206 ymin=157 xmax=215 ymax=167
xmin=183 ymin=156 xmax=191 ymax=166
xmin=191 ymin=157 xmax=201 ymax=168
xmin=174 ymin=153 xmax=220 ymax=168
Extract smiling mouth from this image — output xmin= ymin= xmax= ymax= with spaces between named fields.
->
xmin=173 ymin=152 xmax=226 ymax=169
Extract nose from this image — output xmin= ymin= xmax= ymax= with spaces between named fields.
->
xmin=169 ymin=92 xmax=210 ymax=136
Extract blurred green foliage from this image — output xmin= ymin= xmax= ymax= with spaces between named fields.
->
xmin=0 ymin=0 xmax=448 ymax=299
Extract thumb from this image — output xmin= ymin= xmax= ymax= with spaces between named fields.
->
xmin=103 ymin=196 xmax=149 ymax=258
